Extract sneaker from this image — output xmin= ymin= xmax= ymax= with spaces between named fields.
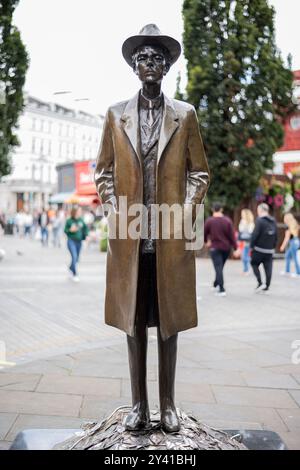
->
xmin=72 ymin=275 xmax=80 ymax=283
xmin=210 ymin=286 xmax=219 ymax=291
xmin=214 ymin=289 xmax=226 ymax=297
xmin=280 ymin=271 xmax=289 ymax=276
xmin=255 ymin=283 xmax=265 ymax=293
xmin=290 ymin=273 xmax=299 ymax=278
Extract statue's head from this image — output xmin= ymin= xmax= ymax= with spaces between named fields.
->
xmin=131 ymin=45 xmax=171 ymax=85
xmin=122 ymin=24 xmax=181 ymax=82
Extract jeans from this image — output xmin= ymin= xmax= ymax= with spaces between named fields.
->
xmin=210 ymin=249 xmax=230 ymax=291
xmin=285 ymin=237 xmax=300 ymax=275
xmin=52 ymin=227 xmax=62 ymax=248
xmin=242 ymin=244 xmax=251 ymax=272
xmin=67 ymin=238 xmax=82 ymax=276
xmin=41 ymin=227 xmax=48 ymax=246
xmin=251 ymin=250 xmax=273 ymax=288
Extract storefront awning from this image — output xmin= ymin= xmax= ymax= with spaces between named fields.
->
xmin=49 ymin=192 xmax=74 ymax=204
xmin=65 ymin=193 xmax=100 ymax=206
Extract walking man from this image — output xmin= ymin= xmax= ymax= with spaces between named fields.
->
xmin=250 ymin=203 xmax=278 ymax=292
xmin=204 ymin=202 xmax=238 ymax=296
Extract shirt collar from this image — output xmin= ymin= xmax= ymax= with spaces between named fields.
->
xmin=139 ymin=90 xmax=163 ymax=110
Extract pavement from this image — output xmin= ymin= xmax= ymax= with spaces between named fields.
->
xmin=0 ymin=234 xmax=300 ymax=450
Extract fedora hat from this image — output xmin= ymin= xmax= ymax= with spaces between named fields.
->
xmin=122 ymin=24 xmax=181 ymax=67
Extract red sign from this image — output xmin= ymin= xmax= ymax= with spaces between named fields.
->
xmin=284 ymin=162 xmax=300 ymax=175
xmin=75 ymin=160 xmax=97 ymax=195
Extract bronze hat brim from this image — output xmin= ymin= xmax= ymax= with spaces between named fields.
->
xmin=122 ymin=35 xmax=181 ymax=67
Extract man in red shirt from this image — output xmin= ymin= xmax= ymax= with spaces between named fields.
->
xmin=204 ymin=202 xmax=239 ymax=296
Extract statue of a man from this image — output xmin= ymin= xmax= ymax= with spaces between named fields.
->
xmin=94 ymin=24 xmax=210 ymax=432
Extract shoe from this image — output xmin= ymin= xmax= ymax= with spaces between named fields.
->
xmin=280 ymin=271 xmax=289 ymax=276
xmin=124 ymin=404 xmax=150 ymax=431
xmin=72 ymin=276 xmax=80 ymax=283
xmin=210 ymin=286 xmax=219 ymax=291
xmin=261 ymin=287 xmax=270 ymax=294
xmin=161 ymin=406 xmax=180 ymax=433
xmin=290 ymin=273 xmax=299 ymax=278
xmin=214 ymin=289 xmax=226 ymax=297
xmin=255 ymin=283 xmax=265 ymax=293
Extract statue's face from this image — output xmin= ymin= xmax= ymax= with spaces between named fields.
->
xmin=133 ymin=45 xmax=169 ymax=84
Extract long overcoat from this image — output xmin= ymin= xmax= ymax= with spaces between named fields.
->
xmin=94 ymin=92 xmax=210 ymax=340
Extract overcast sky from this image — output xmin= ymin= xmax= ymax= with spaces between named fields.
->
xmin=13 ymin=0 xmax=300 ymax=115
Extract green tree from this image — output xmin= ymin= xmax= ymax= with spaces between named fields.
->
xmin=0 ymin=0 xmax=29 ymax=179
xmin=182 ymin=0 xmax=295 ymax=210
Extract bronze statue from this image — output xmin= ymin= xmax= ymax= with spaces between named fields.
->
xmin=94 ymin=24 xmax=210 ymax=433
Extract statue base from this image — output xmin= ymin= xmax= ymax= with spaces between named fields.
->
xmin=9 ymin=406 xmax=288 ymax=450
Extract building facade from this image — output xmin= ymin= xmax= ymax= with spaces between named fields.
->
xmin=273 ymin=70 xmax=300 ymax=175
xmin=0 ymin=94 xmax=103 ymax=214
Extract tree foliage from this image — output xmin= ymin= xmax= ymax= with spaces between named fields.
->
xmin=0 ymin=0 xmax=29 ymax=179
xmin=182 ymin=0 xmax=295 ymax=209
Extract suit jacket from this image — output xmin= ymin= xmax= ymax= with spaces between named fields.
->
xmin=95 ymin=91 xmax=210 ymax=339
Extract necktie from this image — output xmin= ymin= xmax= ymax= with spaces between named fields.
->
xmin=147 ymin=100 xmax=154 ymax=127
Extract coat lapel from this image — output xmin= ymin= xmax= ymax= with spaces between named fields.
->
xmin=157 ymin=95 xmax=179 ymax=164
xmin=121 ymin=92 xmax=141 ymax=166
xmin=121 ymin=92 xmax=179 ymax=166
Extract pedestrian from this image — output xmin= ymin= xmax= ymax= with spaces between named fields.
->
xmin=280 ymin=213 xmax=300 ymax=277
xmin=204 ymin=202 xmax=239 ymax=296
xmin=238 ymin=209 xmax=255 ymax=275
xmin=52 ymin=208 xmax=65 ymax=248
xmin=64 ymin=206 xmax=88 ymax=282
xmin=23 ymin=210 xmax=33 ymax=238
xmin=15 ymin=210 xmax=25 ymax=237
xmin=250 ymin=203 xmax=278 ymax=293
xmin=38 ymin=208 xmax=49 ymax=246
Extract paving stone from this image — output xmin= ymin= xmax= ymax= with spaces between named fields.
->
xmin=187 ymin=358 xmax=259 ymax=372
xmin=121 ymin=379 xmax=216 ymax=404
xmin=242 ymin=339 xmax=294 ymax=359
xmin=241 ymin=371 xmax=300 ymax=390
xmin=266 ymin=364 xmax=300 ymax=375
xmin=276 ymin=408 xmax=300 ymax=431
xmin=0 ymin=390 xmax=82 ymax=417
xmin=194 ymin=336 xmax=250 ymax=351
xmin=70 ymin=360 xmax=157 ymax=381
xmin=204 ymin=419 xmax=263 ymax=431
xmin=212 ymin=385 xmax=298 ymax=409
xmin=0 ymin=373 xmax=41 ymax=391
xmin=0 ymin=413 xmax=17 ymax=439
xmin=36 ymin=374 xmax=121 ymax=398
xmin=80 ymin=396 xmax=129 ymax=419
xmin=292 ymin=373 xmax=300 ymax=385
xmin=180 ymin=343 xmax=230 ymax=362
xmin=178 ymin=402 xmax=288 ymax=433
xmin=225 ymin=348 xmax=290 ymax=368
xmin=278 ymin=431 xmax=300 ymax=450
xmin=176 ymin=367 xmax=246 ymax=386
xmin=11 ymin=360 xmax=71 ymax=376
xmin=0 ymin=440 xmax=12 ymax=450
xmin=5 ymin=414 xmax=87 ymax=441
xmin=288 ymin=390 xmax=300 ymax=407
